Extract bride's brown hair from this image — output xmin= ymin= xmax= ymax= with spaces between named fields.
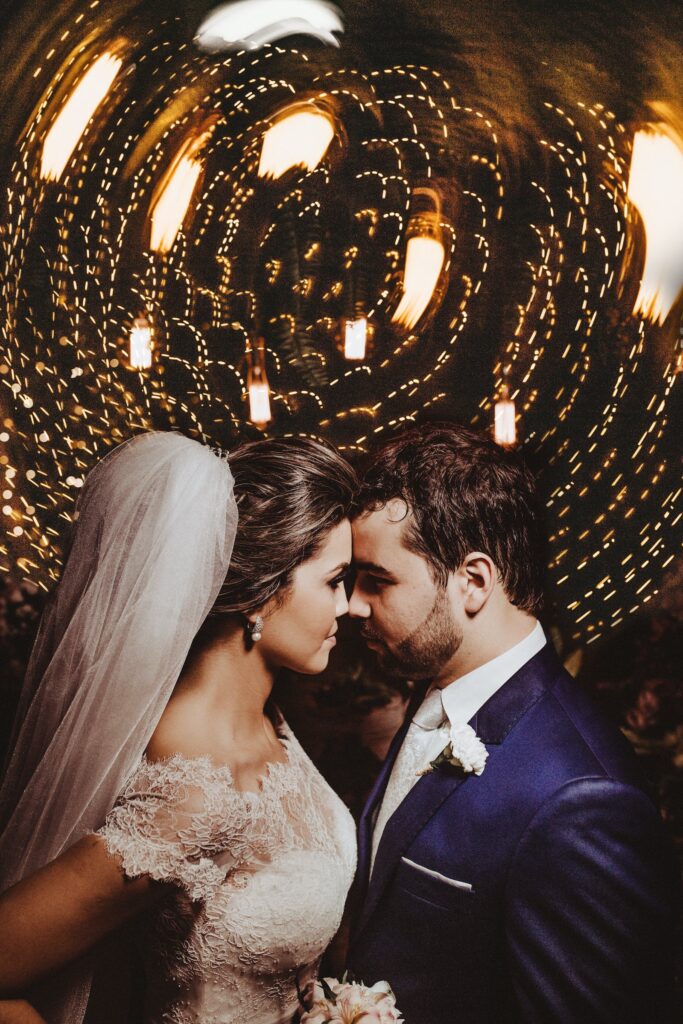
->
xmin=209 ymin=436 xmax=357 ymax=616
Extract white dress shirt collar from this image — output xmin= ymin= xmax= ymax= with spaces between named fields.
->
xmin=440 ymin=620 xmax=547 ymax=729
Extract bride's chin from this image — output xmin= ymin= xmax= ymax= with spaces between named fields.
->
xmin=289 ymin=651 xmax=331 ymax=675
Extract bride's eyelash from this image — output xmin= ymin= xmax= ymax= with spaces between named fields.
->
xmin=328 ymin=571 xmax=348 ymax=589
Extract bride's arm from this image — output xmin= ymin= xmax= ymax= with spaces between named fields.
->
xmin=0 ymin=1000 xmax=47 ymax=1023
xmin=0 ymin=833 xmax=165 ymax=996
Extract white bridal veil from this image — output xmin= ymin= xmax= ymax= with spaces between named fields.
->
xmin=0 ymin=431 xmax=238 ymax=1022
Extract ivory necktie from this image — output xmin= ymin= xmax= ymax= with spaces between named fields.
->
xmin=370 ymin=687 xmax=448 ymax=874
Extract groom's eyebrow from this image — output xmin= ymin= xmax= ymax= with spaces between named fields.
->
xmin=354 ymin=560 xmax=397 ymax=580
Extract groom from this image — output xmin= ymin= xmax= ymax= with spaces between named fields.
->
xmin=346 ymin=422 xmax=676 ymax=1023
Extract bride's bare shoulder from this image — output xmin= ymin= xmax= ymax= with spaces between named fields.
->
xmin=145 ymin=691 xmax=216 ymax=764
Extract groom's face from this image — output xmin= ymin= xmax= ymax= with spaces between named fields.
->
xmin=349 ymin=500 xmax=463 ymax=680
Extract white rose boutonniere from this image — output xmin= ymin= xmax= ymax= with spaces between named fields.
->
xmin=424 ymin=723 xmax=488 ymax=776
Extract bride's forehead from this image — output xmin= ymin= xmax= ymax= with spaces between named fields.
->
xmin=320 ymin=518 xmax=352 ymax=553
xmin=301 ymin=519 xmax=351 ymax=567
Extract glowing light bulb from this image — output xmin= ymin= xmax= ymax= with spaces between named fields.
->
xmin=249 ymin=380 xmax=271 ymax=424
xmin=129 ymin=317 xmax=153 ymax=370
xmin=149 ymin=128 xmax=209 ymax=253
xmin=41 ymin=52 xmax=122 ymax=182
xmin=258 ymin=107 xmax=335 ymax=179
xmin=195 ymin=0 xmax=343 ymax=52
xmin=248 ymin=362 xmax=271 ymax=426
xmin=344 ymin=317 xmax=367 ymax=360
xmin=628 ymin=125 xmax=683 ymax=325
xmin=392 ymin=235 xmax=445 ymax=331
xmin=494 ymin=386 xmax=517 ymax=446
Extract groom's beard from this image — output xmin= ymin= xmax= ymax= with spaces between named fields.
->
xmin=366 ymin=588 xmax=463 ymax=680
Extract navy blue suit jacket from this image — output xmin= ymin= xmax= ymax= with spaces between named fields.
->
xmin=347 ymin=644 xmax=677 ymax=1023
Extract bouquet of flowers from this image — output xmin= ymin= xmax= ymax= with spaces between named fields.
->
xmin=300 ymin=976 xmax=403 ymax=1024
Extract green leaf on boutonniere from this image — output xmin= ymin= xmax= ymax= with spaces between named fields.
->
xmin=320 ymin=978 xmax=337 ymax=1003
xmin=429 ymin=742 xmax=453 ymax=771
xmin=429 ymin=743 xmax=470 ymax=776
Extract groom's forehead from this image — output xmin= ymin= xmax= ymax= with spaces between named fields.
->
xmin=352 ymin=501 xmax=412 ymax=557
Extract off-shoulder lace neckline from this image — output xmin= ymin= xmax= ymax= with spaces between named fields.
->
xmin=141 ymin=717 xmax=295 ymax=797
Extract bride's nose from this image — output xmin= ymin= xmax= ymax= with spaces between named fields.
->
xmin=348 ymin=585 xmax=370 ymax=619
xmin=335 ymin=586 xmax=349 ymax=618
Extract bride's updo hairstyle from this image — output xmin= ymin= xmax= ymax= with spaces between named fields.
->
xmin=209 ymin=437 xmax=357 ymax=616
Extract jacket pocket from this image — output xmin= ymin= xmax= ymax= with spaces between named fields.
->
xmin=401 ymin=856 xmax=474 ymax=891
xmin=396 ymin=856 xmax=477 ymax=914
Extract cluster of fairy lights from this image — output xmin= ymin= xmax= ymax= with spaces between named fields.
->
xmin=0 ymin=4 xmax=679 ymax=647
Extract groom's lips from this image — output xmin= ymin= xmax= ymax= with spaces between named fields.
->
xmin=361 ymin=628 xmax=384 ymax=645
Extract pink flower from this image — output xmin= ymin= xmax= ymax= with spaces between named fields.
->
xmin=300 ymin=979 xmax=402 ymax=1024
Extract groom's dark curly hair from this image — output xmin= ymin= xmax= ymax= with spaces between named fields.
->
xmin=353 ymin=422 xmax=545 ymax=615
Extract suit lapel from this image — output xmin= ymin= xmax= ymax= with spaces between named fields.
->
xmin=354 ymin=643 xmax=559 ymax=939
xmin=470 ymin=642 xmax=558 ymax=745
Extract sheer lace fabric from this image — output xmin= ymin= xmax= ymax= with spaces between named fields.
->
xmin=97 ymin=720 xmax=356 ymax=1024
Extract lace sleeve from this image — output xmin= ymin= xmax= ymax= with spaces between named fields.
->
xmin=97 ymin=755 xmax=234 ymax=901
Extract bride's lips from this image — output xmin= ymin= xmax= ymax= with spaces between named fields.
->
xmin=324 ymin=627 xmax=338 ymax=645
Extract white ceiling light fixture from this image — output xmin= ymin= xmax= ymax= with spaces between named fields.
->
xmin=258 ymin=105 xmax=335 ymax=179
xmin=195 ymin=0 xmax=344 ymax=53
xmin=41 ymin=52 xmax=122 ymax=182
xmin=628 ymin=124 xmax=683 ymax=326
xmin=391 ymin=234 xmax=446 ymax=331
xmin=148 ymin=124 xmax=214 ymax=253
xmin=392 ymin=189 xmax=447 ymax=332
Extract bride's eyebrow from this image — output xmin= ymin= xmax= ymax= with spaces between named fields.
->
xmin=328 ymin=561 xmax=350 ymax=575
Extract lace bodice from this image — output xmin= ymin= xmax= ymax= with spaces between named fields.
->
xmin=97 ymin=719 xmax=356 ymax=1024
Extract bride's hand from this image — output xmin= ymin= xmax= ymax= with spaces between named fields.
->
xmin=0 ymin=1000 xmax=47 ymax=1023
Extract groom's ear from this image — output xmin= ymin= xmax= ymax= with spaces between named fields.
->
xmin=459 ymin=552 xmax=497 ymax=614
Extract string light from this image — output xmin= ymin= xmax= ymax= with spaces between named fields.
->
xmin=0 ymin=19 xmax=676 ymax=651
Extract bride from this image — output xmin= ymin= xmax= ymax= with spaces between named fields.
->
xmin=0 ymin=431 xmax=358 ymax=1024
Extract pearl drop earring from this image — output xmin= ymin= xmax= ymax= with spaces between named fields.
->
xmin=250 ymin=615 xmax=264 ymax=642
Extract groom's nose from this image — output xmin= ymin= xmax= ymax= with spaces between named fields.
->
xmin=348 ymin=584 xmax=371 ymax=619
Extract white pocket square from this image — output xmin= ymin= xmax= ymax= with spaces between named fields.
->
xmin=401 ymin=856 xmax=474 ymax=892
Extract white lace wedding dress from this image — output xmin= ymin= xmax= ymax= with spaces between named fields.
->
xmin=97 ymin=717 xmax=356 ymax=1024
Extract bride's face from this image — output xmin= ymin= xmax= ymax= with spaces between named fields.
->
xmin=257 ymin=518 xmax=352 ymax=674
